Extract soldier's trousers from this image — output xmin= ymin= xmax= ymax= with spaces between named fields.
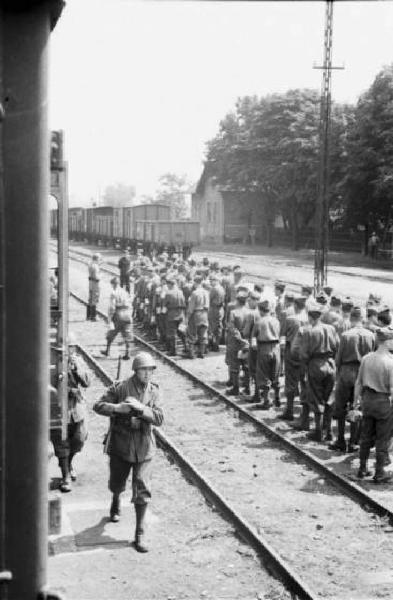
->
xmin=333 ymin=364 xmax=359 ymax=418
xmin=88 ymin=283 xmax=100 ymax=306
xmin=306 ymin=358 xmax=335 ymax=415
xmin=256 ymin=342 xmax=280 ymax=391
xmin=107 ymin=313 xmax=132 ymax=347
xmin=208 ymin=307 xmax=224 ymax=344
xmin=284 ymin=348 xmax=306 ymax=401
xmin=360 ymin=389 xmax=393 ymax=454
xmin=109 ymin=455 xmax=152 ymax=505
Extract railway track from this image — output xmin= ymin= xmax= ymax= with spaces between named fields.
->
xmin=67 ymin=281 xmax=393 ymax=599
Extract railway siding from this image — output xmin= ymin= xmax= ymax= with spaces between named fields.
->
xmin=66 ymin=261 xmax=393 ymax=600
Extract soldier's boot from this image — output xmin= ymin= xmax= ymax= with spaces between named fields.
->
xmin=322 ymin=405 xmax=333 ymax=441
xmin=186 ymin=344 xmax=195 ymax=359
xmin=227 ymin=373 xmax=239 ymax=396
xmin=134 ymin=503 xmax=149 ymax=553
xmin=253 ymin=385 xmax=261 ymax=403
xmin=348 ymin=421 xmax=361 ymax=453
xmin=86 ymin=305 xmax=91 ymax=320
xmin=242 ymin=371 xmax=250 ymax=396
xmin=373 ymin=451 xmax=393 ymax=484
xmin=306 ymin=414 xmax=322 ymax=442
xmin=329 ymin=417 xmax=347 ymax=452
xmin=293 ymin=404 xmax=310 ymax=431
xmin=260 ymin=388 xmax=271 ymax=410
xmin=110 ymin=493 xmax=121 ymax=523
xmin=122 ymin=343 xmax=130 ymax=361
xmin=280 ymin=392 xmax=294 ymax=421
xmin=59 ymin=457 xmax=71 ymax=493
xmin=273 ymin=387 xmax=281 ymax=408
xmin=91 ymin=305 xmax=97 ymax=321
xmin=197 ymin=343 xmax=206 ymax=359
xmin=68 ymin=452 xmax=77 ymax=481
xmin=169 ymin=339 xmax=177 ymax=357
xmin=225 ymin=371 xmax=232 ymax=387
xmin=101 ymin=341 xmax=112 ymax=358
xmin=357 ymin=447 xmax=371 ymax=479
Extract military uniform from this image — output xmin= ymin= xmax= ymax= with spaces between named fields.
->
xmin=186 ymin=283 xmax=209 ymax=358
xmin=252 ymin=302 xmax=281 ymax=408
xmin=299 ymin=312 xmax=339 ymax=440
xmin=208 ymin=281 xmax=225 ymax=350
xmin=281 ymin=302 xmax=308 ymax=419
xmin=88 ymin=257 xmax=100 ymax=320
xmin=104 ymin=283 xmax=133 ymax=359
xmin=355 ymin=328 xmax=393 ymax=482
xmin=163 ymin=282 xmax=186 ymax=355
xmin=118 ymin=253 xmax=131 ymax=293
xmin=225 ymin=298 xmax=249 ymax=393
xmin=331 ymin=319 xmax=375 ymax=451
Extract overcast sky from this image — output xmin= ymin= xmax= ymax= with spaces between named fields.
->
xmin=49 ymin=0 xmax=393 ymax=205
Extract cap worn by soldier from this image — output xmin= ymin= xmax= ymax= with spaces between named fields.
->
xmin=376 ymin=326 xmax=393 ymax=343
xmin=210 ymin=272 xmax=219 ymax=282
xmin=323 ymin=286 xmax=333 ymax=296
xmin=377 ymin=304 xmax=391 ymax=317
xmin=110 ymin=276 xmax=119 ymax=285
xmin=202 ymin=257 xmax=210 ymax=266
xmin=166 ymin=275 xmax=176 ymax=285
xmin=210 ymin=261 xmax=219 ymax=271
xmin=367 ymin=305 xmax=378 ymax=316
xmin=301 ymin=285 xmax=313 ymax=296
xmin=132 ymin=352 xmax=157 ymax=371
xmin=258 ymin=298 xmax=271 ymax=312
xmin=274 ymin=281 xmax=286 ymax=292
xmin=250 ymin=290 xmax=261 ymax=301
xmin=294 ymin=295 xmax=307 ymax=309
xmin=194 ymin=275 xmax=203 ymax=285
xmin=342 ymin=297 xmax=354 ymax=311
xmin=316 ymin=292 xmax=328 ymax=305
xmin=285 ymin=292 xmax=295 ymax=302
xmin=92 ymin=252 xmax=100 ymax=261
xmin=307 ymin=302 xmax=323 ymax=316
xmin=330 ymin=295 xmax=341 ymax=307
xmin=236 ymin=289 xmax=249 ymax=301
xmin=254 ymin=284 xmax=264 ymax=293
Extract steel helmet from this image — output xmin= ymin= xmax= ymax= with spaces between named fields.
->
xmin=132 ymin=352 xmax=157 ymax=371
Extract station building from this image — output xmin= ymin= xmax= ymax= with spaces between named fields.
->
xmin=191 ymin=165 xmax=265 ymax=244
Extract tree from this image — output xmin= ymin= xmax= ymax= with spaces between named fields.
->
xmin=342 ymin=65 xmax=393 ymax=249
xmin=154 ymin=173 xmax=192 ymax=219
xmin=206 ymin=89 xmax=351 ymax=249
xmin=102 ymin=182 xmax=136 ymax=207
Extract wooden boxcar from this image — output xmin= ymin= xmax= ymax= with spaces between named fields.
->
xmin=85 ymin=206 xmax=114 ymax=245
xmin=135 ymin=219 xmax=200 ymax=258
xmin=68 ymin=207 xmax=86 ymax=241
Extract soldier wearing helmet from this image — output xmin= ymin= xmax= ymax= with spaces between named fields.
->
xmin=87 ymin=252 xmax=101 ymax=321
xmin=93 ymin=351 xmax=163 ymax=552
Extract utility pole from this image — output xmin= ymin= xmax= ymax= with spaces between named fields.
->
xmin=313 ymin=0 xmax=344 ymax=293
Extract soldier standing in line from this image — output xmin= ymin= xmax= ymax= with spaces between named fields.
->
xmin=242 ymin=290 xmax=261 ymax=398
xmin=280 ymin=296 xmax=308 ymax=421
xmin=87 ymin=252 xmax=101 ymax=321
xmin=186 ymin=275 xmax=210 ymax=359
xmin=228 ymin=266 xmax=244 ymax=303
xmin=364 ymin=304 xmax=380 ymax=335
xmin=354 ymin=327 xmax=393 ymax=482
xmin=330 ymin=305 xmax=375 ymax=453
xmin=101 ymin=277 xmax=132 ymax=360
xmin=51 ymin=333 xmax=90 ymax=492
xmin=225 ymin=289 xmax=250 ymax=396
xmin=208 ymin=273 xmax=225 ymax=351
xmin=298 ymin=303 xmax=339 ymax=441
xmin=93 ymin=352 xmax=164 ymax=551
xmin=118 ymin=249 xmax=131 ymax=293
xmin=336 ymin=297 xmax=354 ymax=338
xmin=321 ymin=295 xmax=342 ymax=328
xmin=251 ymin=299 xmax=281 ymax=408
xmin=163 ymin=275 xmax=186 ymax=356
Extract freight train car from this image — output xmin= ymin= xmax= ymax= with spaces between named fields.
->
xmin=68 ymin=207 xmax=86 ymax=241
xmin=122 ymin=203 xmax=171 ymax=248
xmin=85 ymin=206 xmax=114 ymax=245
xmin=135 ymin=219 xmax=200 ymax=258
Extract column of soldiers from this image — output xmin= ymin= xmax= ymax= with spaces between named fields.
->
xmin=122 ymin=252 xmax=393 ymax=483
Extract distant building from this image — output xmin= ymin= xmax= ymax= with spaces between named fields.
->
xmin=191 ymin=166 xmax=265 ymax=244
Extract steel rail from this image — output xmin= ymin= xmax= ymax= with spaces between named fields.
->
xmin=75 ymin=339 xmax=317 ymax=600
xmin=70 ymin=288 xmax=393 ymax=527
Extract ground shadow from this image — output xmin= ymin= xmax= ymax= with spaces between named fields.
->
xmin=74 ymin=516 xmax=130 ymax=549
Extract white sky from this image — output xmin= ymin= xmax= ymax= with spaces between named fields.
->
xmin=49 ymin=0 xmax=393 ymax=206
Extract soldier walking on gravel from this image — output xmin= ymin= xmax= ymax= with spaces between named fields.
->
xmin=251 ymin=299 xmax=281 ymax=409
xmin=93 ymin=352 xmax=164 ymax=552
xmin=101 ymin=277 xmax=132 ymax=360
xmin=186 ymin=275 xmax=209 ymax=358
xmin=87 ymin=252 xmax=101 ymax=321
